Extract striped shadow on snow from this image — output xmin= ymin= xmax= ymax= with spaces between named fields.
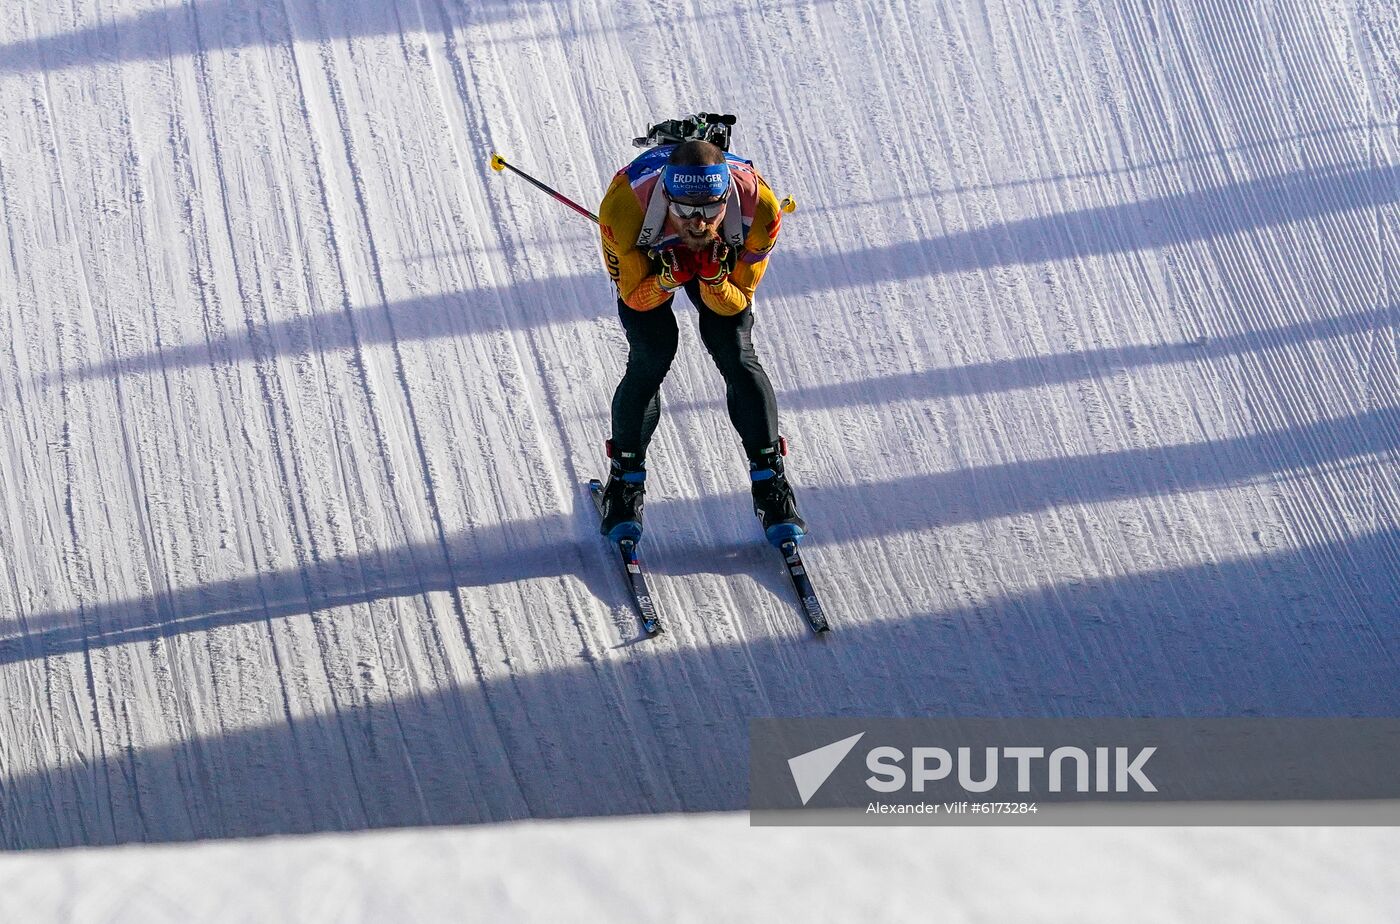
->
xmin=44 ymin=162 xmax=1398 ymax=388
xmin=2 ymin=526 xmax=1397 ymax=849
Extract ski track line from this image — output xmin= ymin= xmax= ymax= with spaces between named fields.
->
xmin=184 ymin=0 xmax=365 ymax=835
xmin=395 ymin=1 xmax=617 ymax=816
xmin=164 ymin=26 xmax=328 ymax=840
xmin=261 ymin=0 xmax=534 ymax=821
xmin=292 ymin=9 xmax=446 ymax=829
xmin=0 ymin=98 xmax=79 ymax=846
xmin=102 ymin=54 xmax=209 ymax=844
xmin=33 ymin=51 xmax=131 ymax=845
xmin=418 ymin=0 xmax=606 ymax=657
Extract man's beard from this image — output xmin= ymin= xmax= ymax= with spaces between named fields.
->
xmin=680 ymin=226 xmax=718 ymax=250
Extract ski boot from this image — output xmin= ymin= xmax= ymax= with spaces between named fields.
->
xmin=749 ymin=439 xmax=806 ymax=547
xmin=599 ymin=447 xmax=647 ymax=542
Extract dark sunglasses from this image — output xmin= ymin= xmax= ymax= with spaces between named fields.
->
xmin=668 ymin=198 xmax=726 ymax=221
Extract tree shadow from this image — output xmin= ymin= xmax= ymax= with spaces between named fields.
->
xmin=766 ymin=161 xmax=1396 ymax=300
xmin=0 ymin=0 xmax=583 ymax=75
xmin=4 ymin=525 xmax=1396 ymax=849
xmin=0 ymin=0 xmax=816 ymax=75
xmin=640 ymin=304 xmax=1397 ymax=418
xmin=45 ymin=272 xmax=613 ymax=387
xmin=792 ymin=124 xmax=1390 ymax=209
xmin=48 ymin=161 xmax=1398 ymax=391
xmin=7 ymin=404 xmax=1396 ymax=668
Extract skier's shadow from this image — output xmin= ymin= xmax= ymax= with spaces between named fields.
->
xmin=593 ymin=502 xmax=812 ymax=645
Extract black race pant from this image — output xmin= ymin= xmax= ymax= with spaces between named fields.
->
xmin=610 ymin=284 xmax=779 ymax=459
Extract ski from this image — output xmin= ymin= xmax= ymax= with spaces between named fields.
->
xmin=589 ymin=479 xmax=663 ymax=636
xmin=774 ymin=538 xmax=830 ymax=633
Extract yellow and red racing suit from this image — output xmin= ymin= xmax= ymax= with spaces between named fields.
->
xmin=598 ymin=149 xmax=783 ymax=316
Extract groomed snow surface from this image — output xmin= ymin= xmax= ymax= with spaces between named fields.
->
xmin=1 ymin=0 xmax=1397 ymax=918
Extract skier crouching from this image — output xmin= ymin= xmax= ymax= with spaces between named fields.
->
xmin=596 ymin=138 xmax=805 ymax=547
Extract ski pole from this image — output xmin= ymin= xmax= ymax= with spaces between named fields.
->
xmin=489 ymin=152 xmax=797 ymax=223
xmin=489 ymin=152 xmax=599 ymax=224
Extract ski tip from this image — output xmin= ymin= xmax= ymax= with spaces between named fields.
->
xmin=588 ymin=478 xmax=603 ymax=491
